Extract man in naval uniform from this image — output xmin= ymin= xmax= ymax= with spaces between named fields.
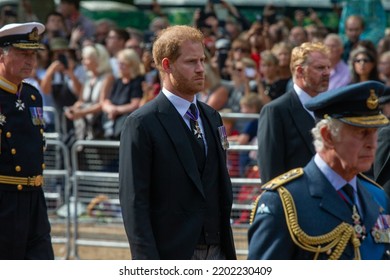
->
xmin=248 ymin=81 xmax=390 ymax=260
xmin=0 ymin=22 xmax=54 ymax=259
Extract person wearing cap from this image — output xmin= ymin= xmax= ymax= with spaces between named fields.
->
xmin=374 ymin=89 xmax=390 ymax=196
xmin=0 ymin=22 xmax=54 ymax=259
xmin=248 ymin=81 xmax=390 ymax=260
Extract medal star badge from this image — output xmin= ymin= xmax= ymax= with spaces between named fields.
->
xmin=193 ymin=122 xmax=203 ymax=139
xmin=0 ymin=113 xmax=5 ymax=125
xmin=16 ymin=99 xmax=25 ymax=111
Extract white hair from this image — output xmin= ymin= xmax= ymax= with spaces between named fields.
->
xmin=311 ymin=117 xmax=343 ymax=152
xmin=82 ymin=43 xmax=112 ymax=75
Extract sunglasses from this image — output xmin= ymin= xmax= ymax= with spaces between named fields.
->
xmin=354 ymin=58 xmax=372 ymax=64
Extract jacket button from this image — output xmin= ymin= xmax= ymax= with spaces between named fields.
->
xmin=31 ymin=95 xmax=36 ymax=101
xmin=42 ymin=163 xmax=46 ymax=169
xmin=11 ymin=148 xmax=16 ymax=155
xmin=17 ymin=184 xmax=23 ymax=191
xmin=6 ymin=132 xmax=11 ymax=138
xmin=15 ymin=166 xmax=21 ymax=172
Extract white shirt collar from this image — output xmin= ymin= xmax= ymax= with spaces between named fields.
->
xmin=293 ymin=83 xmax=316 ymax=119
xmin=162 ymin=87 xmax=196 ymax=118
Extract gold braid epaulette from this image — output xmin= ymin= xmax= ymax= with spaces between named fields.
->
xmin=249 ymin=168 xmax=304 ymax=225
xmin=277 ymin=186 xmax=361 ymax=260
xmin=262 ymin=168 xmax=304 ymax=190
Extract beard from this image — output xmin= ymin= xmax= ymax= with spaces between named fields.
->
xmin=171 ymin=69 xmax=204 ymax=96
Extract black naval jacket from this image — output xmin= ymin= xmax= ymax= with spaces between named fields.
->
xmin=0 ymin=81 xmax=45 ymax=190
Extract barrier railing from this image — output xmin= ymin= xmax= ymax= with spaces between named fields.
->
xmin=68 ymin=139 xmax=260 ymax=259
xmin=43 ymin=138 xmax=72 ymax=259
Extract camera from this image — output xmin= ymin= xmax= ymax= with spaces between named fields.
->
xmin=58 ymin=54 xmax=68 ymax=69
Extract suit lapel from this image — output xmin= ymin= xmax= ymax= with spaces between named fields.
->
xmin=198 ymin=101 xmax=233 ymax=202
xmin=288 ymin=91 xmax=316 ymax=154
xmin=198 ymin=102 xmax=228 ymax=171
xmin=375 ymin=126 xmax=390 ymax=183
xmin=155 ymin=94 xmax=205 ymax=197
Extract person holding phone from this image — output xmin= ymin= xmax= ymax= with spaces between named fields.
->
xmin=40 ymin=36 xmax=86 ymax=135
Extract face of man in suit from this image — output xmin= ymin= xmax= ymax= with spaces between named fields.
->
xmin=296 ymin=51 xmax=331 ymax=97
xmin=162 ymin=40 xmax=205 ymax=102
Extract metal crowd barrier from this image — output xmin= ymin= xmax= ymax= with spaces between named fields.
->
xmin=43 ymin=138 xmax=72 ymax=259
xmin=68 ymin=143 xmax=260 ymax=259
xmin=70 ymin=140 xmax=127 ymax=259
xmin=43 ymin=106 xmax=61 ymax=135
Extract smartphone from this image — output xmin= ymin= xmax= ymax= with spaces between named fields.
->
xmin=245 ymin=67 xmax=256 ymax=79
xmin=58 ymin=54 xmax=68 ymax=69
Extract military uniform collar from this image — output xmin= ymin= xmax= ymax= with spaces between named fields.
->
xmin=0 ymin=76 xmax=18 ymax=94
xmin=314 ymin=153 xmax=357 ymax=191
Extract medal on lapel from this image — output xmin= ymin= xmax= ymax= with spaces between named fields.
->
xmin=218 ymin=125 xmax=229 ymax=150
xmin=30 ymin=107 xmax=45 ymax=125
xmin=15 ymin=84 xmax=25 ymax=111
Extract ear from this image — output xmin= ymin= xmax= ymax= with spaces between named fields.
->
xmin=320 ymin=125 xmax=334 ymax=149
xmin=296 ymin=65 xmax=304 ymax=77
xmin=162 ymin=58 xmax=170 ymax=72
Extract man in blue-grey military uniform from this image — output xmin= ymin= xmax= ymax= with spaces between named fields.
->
xmin=0 ymin=22 xmax=54 ymax=259
xmin=248 ymin=81 xmax=390 ymax=260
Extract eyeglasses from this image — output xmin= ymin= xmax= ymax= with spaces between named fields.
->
xmin=354 ymin=58 xmax=372 ymax=64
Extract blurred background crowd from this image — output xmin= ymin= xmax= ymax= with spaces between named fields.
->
xmin=3 ymin=0 xmax=390 ymax=182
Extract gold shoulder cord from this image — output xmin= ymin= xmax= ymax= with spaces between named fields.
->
xmin=249 ymin=193 xmax=262 ymax=225
xmin=277 ymin=186 xmax=361 ymax=260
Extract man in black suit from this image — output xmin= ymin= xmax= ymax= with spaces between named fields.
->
xmin=119 ymin=25 xmax=236 ymax=260
xmin=257 ymin=42 xmax=331 ymax=184
xmin=374 ymin=93 xmax=390 ymax=196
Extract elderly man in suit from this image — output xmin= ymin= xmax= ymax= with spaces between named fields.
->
xmin=257 ymin=42 xmax=331 ymax=184
xmin=119 ymin=25 xmax=236 ymax=260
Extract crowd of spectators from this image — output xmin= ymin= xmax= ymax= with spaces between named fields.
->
xmin=3 ymin=0 xmax=390 ymax=207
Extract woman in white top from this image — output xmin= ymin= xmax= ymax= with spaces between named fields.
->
xmin=64 ymin=43 xmax=114 ymax=140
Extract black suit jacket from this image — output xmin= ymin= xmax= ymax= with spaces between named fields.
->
xmin=374 ymin=125 xmax=390 ymax=196
xmin=119 ymin=92 xmax=236 ymax=260
xmin=257 ymin=89 xmax=316 ymax=184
